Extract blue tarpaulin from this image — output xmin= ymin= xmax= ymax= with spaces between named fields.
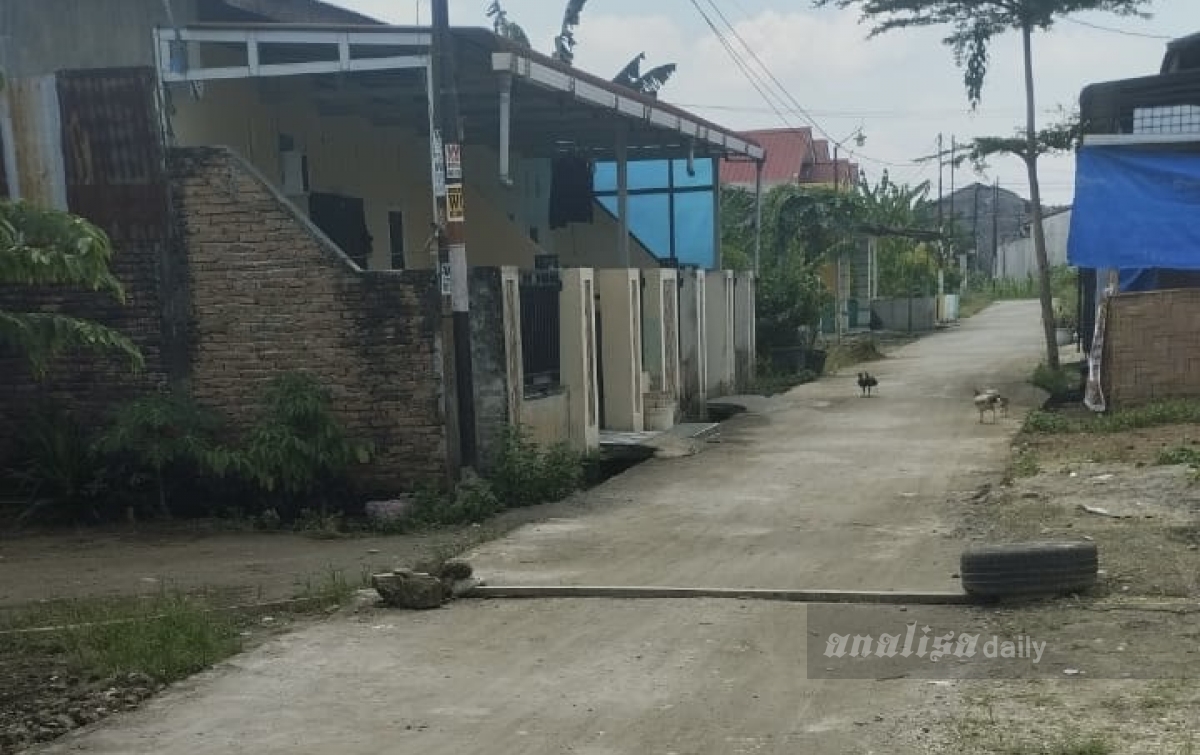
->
xmin=1068 ymin=145 xmax=1200 ymax=271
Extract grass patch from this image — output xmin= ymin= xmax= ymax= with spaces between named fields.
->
xmin=1024 ymin=399 xmax=1200 ymax=435
xmin=2 ymin=593 xmax=241 ymax=683
xmin=824 ymin=337 xmax=885 ymax=373
xmin=1010 ymin=447 xmax=1041 ymax=479
xmin=959 ymin=290 xmax=996 ymax=319
xmin=1030 ymin=363 xmax=1078 ymax=398
xmin=1157 ymin=446 xmax=1200 ymax=467
xmin=1001 ymin=738 xmax=1114 ymax=755
xmin=750 ymin=368 xmax=817 ymax=396
xmin=293 ymin=566 xmax=366 ymax=606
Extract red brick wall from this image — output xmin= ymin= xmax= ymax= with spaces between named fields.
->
xmin=169 ymin=147 xmax=447 ymax=490
xmin=1102 ymin=288 xmax=1200 ymax=408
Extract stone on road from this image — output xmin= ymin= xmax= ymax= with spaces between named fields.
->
xmin=33 ymin=301 xmax=1043 ymax=755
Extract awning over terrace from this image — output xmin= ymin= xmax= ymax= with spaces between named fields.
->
xmin=152 ymin=23 xmax=764 ymax=270
xmin=153 ymin=24 xmax=762 ymax=162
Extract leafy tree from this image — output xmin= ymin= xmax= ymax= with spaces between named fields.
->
xmin=1 ymin=201 xmax=143 ymax=377
xmin=958 ymin=113 xmax=1083 ymax=174
xmin=816 ymin=0 xmax=1153 ymax=370
xmin=722 ymin=185 xmax=858 ymax=352
xmin=857 ymin=172 xmax=950 ymax=296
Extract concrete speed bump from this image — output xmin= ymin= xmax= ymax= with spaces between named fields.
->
xmin=462 ymin=585 xmax=971 ymax=605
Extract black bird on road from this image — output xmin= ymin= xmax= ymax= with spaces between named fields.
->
xmin=856 ymin=372 xmax=879 ymax=397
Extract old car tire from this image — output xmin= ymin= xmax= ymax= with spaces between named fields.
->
xmin=960 ymin=541 xmax=1098 ymax=598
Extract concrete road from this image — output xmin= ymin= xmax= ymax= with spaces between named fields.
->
xmin=36 ymin=301 xmax=1045 ymax=755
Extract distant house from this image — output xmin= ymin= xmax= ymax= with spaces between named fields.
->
xmin=931 ymin=183 xmax=1030 ymax=277
xmin=720 ymin=128 xmax=858 ymax=191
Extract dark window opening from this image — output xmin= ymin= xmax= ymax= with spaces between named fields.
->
xmin=388 ymin=210 xmax=405 ymax=269
xmin=520 ymin=270 xmax=562 ymax=397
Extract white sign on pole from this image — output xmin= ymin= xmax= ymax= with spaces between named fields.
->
xmin=431 ymin=130 xmax=447 ymax=198
xmin=445 ymin=143 xmax=462 ymax=181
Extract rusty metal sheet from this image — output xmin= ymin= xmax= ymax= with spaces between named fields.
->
xmin=55 ymin=67 xmax=167 ymax=242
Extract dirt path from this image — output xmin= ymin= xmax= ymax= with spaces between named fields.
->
xmin=27 ymin=302 xmax=1047 ymax=755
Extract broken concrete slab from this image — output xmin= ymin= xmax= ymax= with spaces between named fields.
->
xmin=371 ymin=570 xmax=447 ymax=610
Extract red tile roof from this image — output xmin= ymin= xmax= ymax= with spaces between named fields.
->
xmin=720 ymin=128 xmax=814 ymax=186
xmin=721 ymin=128 xmax=858 ymax=189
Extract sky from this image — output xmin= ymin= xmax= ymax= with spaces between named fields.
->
xmin=330 ymin=0 xmax=1200 ymax=205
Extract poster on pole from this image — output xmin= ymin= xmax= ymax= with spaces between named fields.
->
xmin=440 ymin=262 xmax=452 ymax=296
xmin=445 ymin=143 xmax=462 ymax=181
xmin=431 ymin=130 xmax=447 ymax=198
xmin=446 ymin=183 xmax=465 ymax=222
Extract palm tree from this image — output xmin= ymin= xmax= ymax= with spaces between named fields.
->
xmin=553 ymin=0 xmax=589 ymax=65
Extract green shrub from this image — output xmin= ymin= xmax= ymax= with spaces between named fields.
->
xmin=488 ymin=426 xmax=583 ymax=509
xmin=242 ymin=372 xmax=372 ymax=511
xmin=5 ymin=405 xmax=109 ymax=525
xmin=409 ymin=475 xmax=502 ymax=526
xmin=100 ymin=390 xmax=239 ymax=519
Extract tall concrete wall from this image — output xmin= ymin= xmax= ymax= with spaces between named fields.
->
xmin=170 ymin=147 xmax=448 ymax=490
xmin=996 ymin=210 xmax=1072 ymax=280
xmin=871 ymin=297 xmax=937 ymax=333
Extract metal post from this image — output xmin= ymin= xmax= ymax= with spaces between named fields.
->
xmin=753 ymin=159 xmax=763 ymax=276
xmin=615 ymin=123 xmax=629 ymax=268
xmin=992 ymin=179 xmax=1000 ymax=278
xmin=431 ymin=0 xmax=476 ymax=472
xmin=711 ymin=157 xmax=721 ymax=270
xmin=936 ymin=133 xmax=943 ymax=229
xmin=498 ymin=72 xmax=512 ymax=186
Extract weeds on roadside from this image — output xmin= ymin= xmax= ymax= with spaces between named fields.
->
xmin=294 ymin=567 xmax=363 ymax=605
xmin=1024 ymin=400 xmax=1200 ymax=435
xmin=1157 ymin=446 xmax=1200 ymax=467
xmin=1030 ymin=363 xmax=1078 ymax=398
xmin=750 ymin=368 xmax=817 ymax=397
xmin=1010 ymin=447 xmax=1041 ymax=479
xmin=2 ymin=592 xmax=241 ymax=683
xmin=488 ymin=426 xmax=583 ymax=509
xmin=824 ymin=337 xmax=885 ymax=374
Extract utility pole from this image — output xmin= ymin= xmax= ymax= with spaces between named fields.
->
xmin=992 ymin=179 xmax=1000 ymax=278
xmin=431 ymin=0 xmax=476 ymax=473
xmin=948 ymin=136 xmax=956 ymax=229
xmin=936 ymin=133 xmax=944 ymax=231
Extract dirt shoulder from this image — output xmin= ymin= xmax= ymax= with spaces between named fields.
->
xmin=937 ymin=418 xmax=1200 ymax=753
